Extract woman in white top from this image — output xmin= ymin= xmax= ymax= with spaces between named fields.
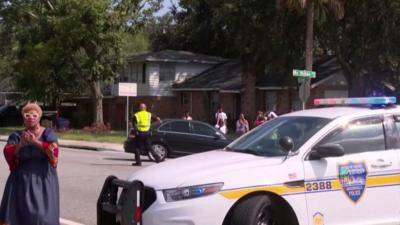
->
xmin=182 ymin=111 xmax=192 ymax=120
xmin=216 ymin=119 xmax=228 ymax=134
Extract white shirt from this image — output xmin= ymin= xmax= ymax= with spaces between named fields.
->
xmin=267 ymin=111 xmax=278 ymax=119
xmin=215 ymin=112 xmax=227 ymax=122
xmin=219 ymin=125 xmax=227 ymax=134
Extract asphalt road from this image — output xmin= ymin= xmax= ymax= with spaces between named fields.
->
xmin=0 ymin=142 xmax=153 ymax=225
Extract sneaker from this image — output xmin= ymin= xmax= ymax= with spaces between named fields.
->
xmin=132 ymin=162 xmax=142 ymax=166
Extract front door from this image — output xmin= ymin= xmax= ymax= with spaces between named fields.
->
xmin=303 ymin=116 xmax=400 ymax=225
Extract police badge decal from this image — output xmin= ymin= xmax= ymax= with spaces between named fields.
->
xmin=313 ymin=212 xmax=324 ymax=225
xmin=338 ymin=162 xmax=367 ymax=203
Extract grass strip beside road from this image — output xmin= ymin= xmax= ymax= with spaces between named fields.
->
xmin=58 ymin=130 xmax=126 ymax=143
xmin=0 ymin=127 xmax=126 ymax=144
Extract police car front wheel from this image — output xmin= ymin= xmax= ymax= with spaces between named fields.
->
xmin=230 ymin=195 xmax=278 ymax=225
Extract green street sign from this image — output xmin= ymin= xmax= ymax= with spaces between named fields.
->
xmin=293 ymin=69 xmax=316 ymax=78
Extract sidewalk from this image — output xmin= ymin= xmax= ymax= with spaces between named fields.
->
xmin=0 ymin=135 xmax=124 ymax=152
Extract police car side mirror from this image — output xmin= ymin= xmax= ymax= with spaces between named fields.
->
xmin=309 ymin=143 xmax=345 ymax=160
xmin=279 ymin=136 xmax=294 ymax=152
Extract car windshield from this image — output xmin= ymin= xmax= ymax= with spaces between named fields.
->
xmin=226 ymin=116 xmax=331 ymax=157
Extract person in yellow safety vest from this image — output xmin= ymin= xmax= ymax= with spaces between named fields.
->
xmin=131 ymin=103 xmax=161 ymax=166
xmin=135 ymin=106 xmax=152 ymax=132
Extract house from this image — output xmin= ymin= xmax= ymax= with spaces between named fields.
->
xmin=172 ymin=56 xmax=349 ymax=126
xmin=74 ymin=50 xmax=228 ymax=128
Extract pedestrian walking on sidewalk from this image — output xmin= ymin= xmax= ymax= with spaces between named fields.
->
xmin=132 ymin=103 xmax=162 ymax=166
xmin=214 ymin=106 xmax=227 ymax=127
xmin=236 ymin=113 xmax=249 ymax=136
xmin=254 ymin=110 xmax=266 ymax=127
xmin=214 ymin=106 xmax=228 ymax=133
xmin=0 ymin=102 xmax=60 ymax=225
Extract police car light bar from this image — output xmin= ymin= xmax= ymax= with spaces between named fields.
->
xmin=314 ymin=96 xmax=397 ymax=106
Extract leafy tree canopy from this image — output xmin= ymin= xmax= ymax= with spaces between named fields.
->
xmin=318 ymin=0 xmax=400 ymax=96
xmin=0 ymin=0 xmax=161 ymax=123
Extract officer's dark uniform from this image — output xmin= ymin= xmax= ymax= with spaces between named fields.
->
xmin=132 ymin=108 xmax=161 ymax=166
xmin=124 ymin=127 xmax=141 ymax=164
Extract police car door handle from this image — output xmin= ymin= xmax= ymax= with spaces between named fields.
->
xmin=284 ymin=180 xmax=305 ymax=188
xmin=371 ymin=160 xmax=392 ymax=168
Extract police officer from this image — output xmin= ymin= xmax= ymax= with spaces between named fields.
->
xmin=132 ymin=103 xmax=161 ymax=166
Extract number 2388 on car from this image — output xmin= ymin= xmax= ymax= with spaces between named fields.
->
xmin=98 ymin=97 xmax=400 ymax=225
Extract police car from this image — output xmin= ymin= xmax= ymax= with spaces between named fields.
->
xmin=98 ymin=97 xmax=400 ymax=225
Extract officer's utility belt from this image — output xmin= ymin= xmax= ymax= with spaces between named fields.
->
xmin=137 ymin=130 xmax=150 ymax=134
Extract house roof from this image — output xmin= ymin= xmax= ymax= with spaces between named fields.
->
xmin=173 ymin=56 xmax=344 ymax=92
xmin=173 ymin=60 xmax=242 ymax=92
xmin=126 ymin=50 xmax=228 ymax=64
xmin=172 ymin=58 xmax=340 ymax=92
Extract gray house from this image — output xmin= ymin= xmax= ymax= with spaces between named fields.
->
xmin=75 ymin=50 xmax=228 ymax=128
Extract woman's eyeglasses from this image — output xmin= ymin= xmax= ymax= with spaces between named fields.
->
xmin=23 ymin=112 xmax=39 ymax=119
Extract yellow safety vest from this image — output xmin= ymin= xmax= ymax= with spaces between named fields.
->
xmin=134 ymin=111 xmax=152 ymax=132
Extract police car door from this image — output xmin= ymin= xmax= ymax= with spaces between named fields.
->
xmin=303 ymin=116 xmax=400 ymax=225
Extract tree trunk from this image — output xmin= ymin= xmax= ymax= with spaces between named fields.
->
xmin=305 ymin=0 xmax=314 ymax=71
xmin=91 ymin=80 xmax=104 ymax=125
xmin=303 ymin=0 xmax=313 ymax=109
xmin=241 ymin=59 xmax=258 ymax=125
xmin=347 ymin=73 xmax=364 ymax=97
xmin=336 ymin=55 xmax=365 ymax=97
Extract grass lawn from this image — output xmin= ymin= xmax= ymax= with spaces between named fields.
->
xmin=0 ymin=127 xmax=126 ymax=144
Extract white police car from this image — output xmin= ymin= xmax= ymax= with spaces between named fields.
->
xmin=98 ymin=97 xmax=400 ymax=225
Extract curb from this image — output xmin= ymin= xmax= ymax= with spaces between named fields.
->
xmin=0 ymin=136 xmax=123 ymax=152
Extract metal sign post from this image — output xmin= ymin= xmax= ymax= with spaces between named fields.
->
xmin=293 ymin=69 xmax=315 ymax=110
xmin=126 ymin=96 xmax=129 ymax=137
xmin=118 ymin=83 xmax=137 ymax=137
xmin=298 ymin=78 xmax=311 ymax=110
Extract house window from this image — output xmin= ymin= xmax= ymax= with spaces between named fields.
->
xmin=159 ymin=63 xmax=175 ymax=81
xmin=142 ymin=63 xmax=146 ymax=84
xmin=118 ymin=66 xmax=129 ymax=82
xmin=129 ymin=63 xmax=141 ymax=82
xmin=265 ymin=92 xmax=277 ymax=111
xmin=181 ymin=92 xmax=191 ymax=106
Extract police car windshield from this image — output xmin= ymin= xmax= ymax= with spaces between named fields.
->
xmin=226 ymin=116 xmax=331 ymax=157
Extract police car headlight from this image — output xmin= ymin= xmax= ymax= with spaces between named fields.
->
xmin=163 ymin=183 xmax=224 ymax=202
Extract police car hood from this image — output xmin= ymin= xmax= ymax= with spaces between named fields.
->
xmin=127 ymin=150 xmax=284 ymax=190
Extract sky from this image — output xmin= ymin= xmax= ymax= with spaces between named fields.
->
xmin=155 ymin=0 xmax=179 ymax=16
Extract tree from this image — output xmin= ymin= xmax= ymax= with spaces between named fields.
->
xmin=162 ymin=0 xmax=304 ymax=118
xmin=278 ymin=0 xmax=345 ymax=107
xmin=121 ymin=29 xmax=150 ymax=58
xmin=149 ymin=1 xmax=237 ymax=57
xmin=318 ymin=0 xmax=400 ymax=96
xmin=0 ymin=1 xmax=85 ymax=106
xmin=0 ymin=0 xmax=161 ymax=125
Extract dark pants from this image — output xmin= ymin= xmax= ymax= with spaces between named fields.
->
xmin=135 ymin=131 xmax=161 ymax=163
xmin=124 ymin=139 xmax=141 ymax=163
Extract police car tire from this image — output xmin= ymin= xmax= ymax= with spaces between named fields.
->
xmin=230 ymin=195 xmax=276 ymax=225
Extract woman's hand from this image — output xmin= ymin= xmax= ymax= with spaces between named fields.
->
xmin=14 ymin=131 xmax=29 ymax=155
xmin=20 ymin=131 xmax=30 ymax=145
xmin=25 ymin=131 xmax=42 ymax=148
